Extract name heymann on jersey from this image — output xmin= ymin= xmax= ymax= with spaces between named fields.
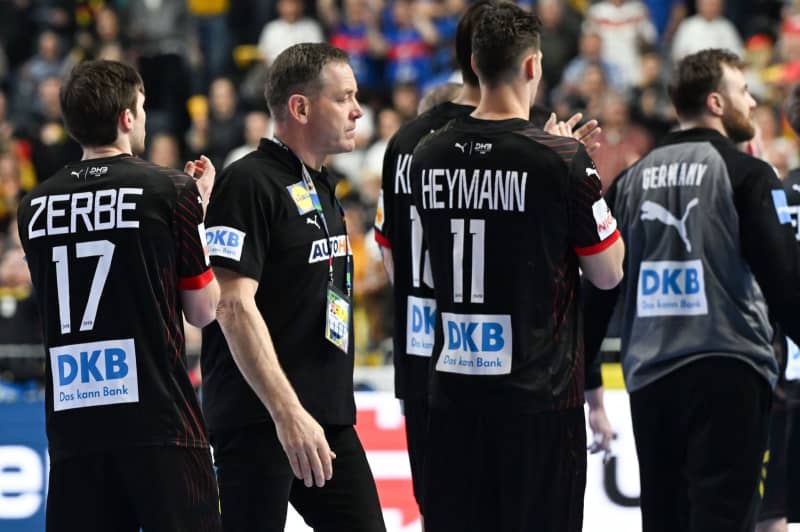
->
xmin=420 ymin=168 xmax=527 ymax=212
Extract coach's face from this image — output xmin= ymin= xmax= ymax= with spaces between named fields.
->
xmin=308 ymin=61 xmax=363 ymax=155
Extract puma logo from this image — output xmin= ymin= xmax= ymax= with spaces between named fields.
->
xmin=306 ymin=216 xmax=320 ymax=230
xmin=640 ymin=198 xmax=699 ymax=253
xmin=70 ymin=170 xmax=83 ymax=179
xmin=793 ymin=184 xmax=800 ymax=194
xmin=455 ymin=142 xmax=467 ymax=153
xmin=586 ymin=167 xmax=600 ymax=179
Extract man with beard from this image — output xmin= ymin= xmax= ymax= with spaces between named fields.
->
xmin=17 ymin=60 xmax=222 ymax=531
xmin=583 ymin=48 xmax=800 ymax=532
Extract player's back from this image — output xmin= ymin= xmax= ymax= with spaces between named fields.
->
xmin=411 ymin=115 xmax=609 ymax=414
xmin=18 ymin=155 xmax=209 ymax=459
xmin=376 ymin=101 xmax=474 ymax=401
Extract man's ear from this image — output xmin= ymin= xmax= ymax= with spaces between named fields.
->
xmin=523 ymin=53 xmax=536 ymax=81
xmin=118 ymin=108 xmax=134 ymax=133
xmin=287 ymin=94 xmax=310 ymax=124
xmin=706 ymin=91 xmax=724 ymax=117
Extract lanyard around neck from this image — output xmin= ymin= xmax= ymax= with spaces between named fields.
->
xmin=272 ymin=137 xmax=352 ymax=297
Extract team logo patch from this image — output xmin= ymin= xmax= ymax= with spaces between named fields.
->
xmin=591 ymin=197 xmax=617 ymax=241
xmin=436 ymin=313 xmax=512 ymax=375
xmin=287 ymin=182 xmax=315 ymax=215
xmin=772 ymin=189 xmax=792 ymax=224
xmin=206 ymin=226 xmax=246 ymax=262
xmin=374 ymin=190 xmax=385 ymax=232
xmin=637 ymin=259 xmax=708 ymax=317
xmin=308 ymin=235 xmax=348 ymax=263
xmin=50 ymin=338 xmax=139 ymax=411
xmin=406 ymin=296 xmax=435 ymax=357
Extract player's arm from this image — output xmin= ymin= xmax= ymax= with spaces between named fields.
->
xmin=174 ymin=164 xmax=219 ymax=328
xmin=579 ymin=239 xmax=624 ymax=290
xmin=736 ymin=161 xmax=800 ymax=346
xmin=214 ymin=268 xmax=335 ymax=488
xmin=375 ymin=137 xmax=397 ymax=284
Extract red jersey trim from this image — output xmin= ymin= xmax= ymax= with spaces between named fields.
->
xmin=374 ymin=230 xmax=391 ymax=249
xmin=179 ymin=268 xmax=215 ymax=290
xmin=574 ymin=229 xmax=621 ymax=257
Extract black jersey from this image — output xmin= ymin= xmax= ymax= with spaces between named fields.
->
xmin=18 ymin=154 xmax=214 ymax=460
xmin=201 ymin=139 xmax=355 ymax=431
xmin=375 ymin=102 xmax=474 ymax=401
xmin=410 ymin=116 xmax=620 ymax=413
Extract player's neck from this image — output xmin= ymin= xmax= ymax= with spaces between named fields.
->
xmin=472 ymin=84 xmax=530 ymax=121
xmin=451 ymin=84 xmax=481 ymax=107
xmin=273 ymin=126 xmax=325 ymax=171
xmin=81 ymin=141 xmax=131 ymax=161
xmin=678 ymin=116 xmax=727 ymax=139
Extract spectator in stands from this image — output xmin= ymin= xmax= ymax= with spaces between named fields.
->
xmin=630 ymin=48 xmax=676 ymax=141
xmin=672 ymin=0 xmax=744 ymax=62
xmin=643 ymin=0 xmax=686 ymax=44
xmin=187 ymin=77 xmax=244 ymax=169
xmin=126 ymin=0 xmax=193 ymax=135
xmin=585 ymin=0 xmax=657 ymax=88
xmin=94 ymin=6 xmax=124 ymax=58
xmin=537 ymin=0 xmax=581 ymax=93
xmin=361 ymin=107 xmax=401 ymax=194
xmin=559 ymin=30 xmax=626 ymax=98
xmin=0 ymin=153 xmax=22 ymax=234
xmin=27 ymin=76 xmax=80 ymax=183
xmin=391 ymin=81 xmax=420 ymax=122
xmin=189 ymin=0 xmax=232 ymax=90
xmin=148 ymin=132 xmax=183 ymax=170
xmin=321 ymin=0 xmax=384 ymax=98
xmin=376 ymin=0 xmax=439 ymax=90
xmin=12 ymin=30 xmax=65 ymax=124
xmin=258 ymin=0 xmax=324 ymax=66
xmin=224 ymin=111 xmax=271 ymax=168
xmin=592 ymin=91 xmax=652 ymax=190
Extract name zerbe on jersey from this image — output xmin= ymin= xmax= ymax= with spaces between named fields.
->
xmin=308 ymin=234 xmax=348 ymax=263
xmin=420 ymin=168 xmax=527 ymax=212
xmin=27 ymin=188 xmax=143 ymax=240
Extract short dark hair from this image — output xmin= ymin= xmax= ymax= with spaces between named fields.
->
xmin=668 ymin=48 xmax=745 ymax=119
xmin=785 ymin=84 xmax=800 ymax=135
xmin=265 ymin=43 xmax=349 ymax=121
xmin=60 ymin=60 xmax=143 ymax=147
xmin=471 ymin=1 xmax=541 ymax=87
xmin=455 ymin=0 xmax=495 ymax=87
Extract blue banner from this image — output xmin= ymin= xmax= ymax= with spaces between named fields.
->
xmin=0 ymin=400 xmax=47 ymax=531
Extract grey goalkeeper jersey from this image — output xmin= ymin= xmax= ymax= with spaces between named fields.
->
xmin=602 ymin=128 xmax=800 ymax=392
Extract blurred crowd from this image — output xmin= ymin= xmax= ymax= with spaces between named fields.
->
xmin=1 ymin=0 xmax=800 ymax=381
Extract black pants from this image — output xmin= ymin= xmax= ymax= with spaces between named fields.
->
xmin=211 ymin=422 xmax=386 ymax=532
xmin=47 ymin=446 xmax=221 ymax=532
xmin=630 ymin=357 xmax=771 ymax=532
xmin=403 ymin=397 xmax=428 ymax=512
xmin=423 ymin=406 xmax=586 ymax=532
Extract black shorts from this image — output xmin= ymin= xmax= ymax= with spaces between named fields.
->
xmin=760 ymin=391 xmax=789 ymax=522
xmin=760 ymin=391 xmax=800 ymax=523
xmin=211 ymin=422 xmax=386 ymax=532
xmin=402 ymin=397 xmax=428 ymax=511
xmin=630 ymin=357 xmax=771 ymax=532
xmin=46 ymin=446 xmax=221 ymax=532
xmin=423 ymin=406 xmax=586 ymax=532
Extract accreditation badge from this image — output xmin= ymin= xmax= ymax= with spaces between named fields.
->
xmin=325 ymin=285 xmax=350 ymax=353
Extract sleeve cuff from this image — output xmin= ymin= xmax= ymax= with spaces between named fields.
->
xmin=574 ymin=229 xmax=621 ymax=257
xmin=374 ymin=230 xmax=391 ymax=249
xmin=179 ymin=268 xmax=215 ymax=290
